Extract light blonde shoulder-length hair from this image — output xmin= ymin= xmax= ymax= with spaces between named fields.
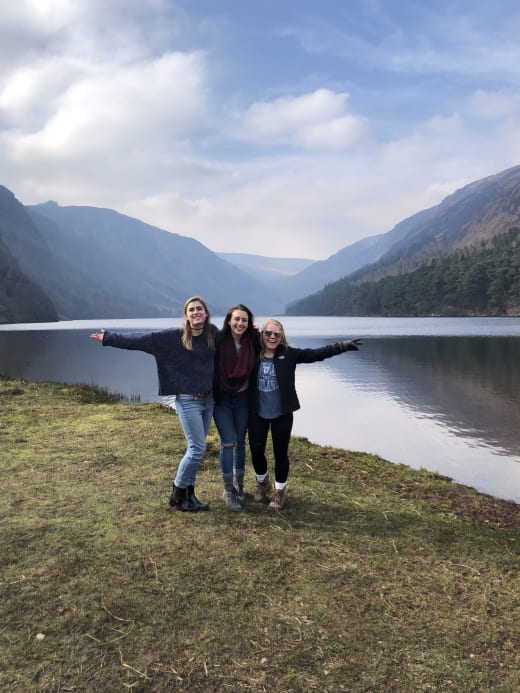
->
xmin=181 ymin=296 xmax=214 ymax=350
xmin=261 ymin=318 xmax=288 ymax=356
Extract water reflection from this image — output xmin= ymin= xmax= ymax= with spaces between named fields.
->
xmin=329 ymin=337 xmax=520 ymax=456
xmin=0 ymin=330 xmax=157 ymax=399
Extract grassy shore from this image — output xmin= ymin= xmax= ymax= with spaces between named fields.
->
xmin=1 ymin=376 xmax=520 ymax=692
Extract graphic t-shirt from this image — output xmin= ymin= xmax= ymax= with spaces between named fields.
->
xmin=257 ymin=357 xmax=282 ymax=419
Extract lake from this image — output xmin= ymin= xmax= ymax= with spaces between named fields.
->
xmin=1 ymin=316 xmax=519 ymax=503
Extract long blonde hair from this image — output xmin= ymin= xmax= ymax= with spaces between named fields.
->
xmin=181 ymin=296 xmax=214 ymax=350
xmin=260 ymin=318 xmax=288 ymax=357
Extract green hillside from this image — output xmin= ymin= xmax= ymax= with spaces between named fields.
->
xmin=287 ymin=227 xmax=520 ymax=317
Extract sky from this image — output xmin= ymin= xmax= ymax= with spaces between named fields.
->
xmin=1 ymin=1 xmax=520 ymax=260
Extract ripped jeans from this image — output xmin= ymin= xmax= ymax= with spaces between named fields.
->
xmin=213 ymin=390 xmax=249 ymax=476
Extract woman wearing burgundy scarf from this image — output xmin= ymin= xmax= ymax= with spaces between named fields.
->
xmin=213 ymin=304 xmax=260 ymax=511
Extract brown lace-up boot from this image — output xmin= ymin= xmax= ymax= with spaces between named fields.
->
xmin=268 ymin=487 xmax=286 ymax=512
xmin=254 ymin=475 xmax=273 ymax=502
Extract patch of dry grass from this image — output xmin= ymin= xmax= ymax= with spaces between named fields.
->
xmin=1 ymin=377 xmax=520 ymax=691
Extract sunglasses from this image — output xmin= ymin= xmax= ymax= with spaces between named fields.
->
xmin=263 ymin=330 xmax=282 ymax=338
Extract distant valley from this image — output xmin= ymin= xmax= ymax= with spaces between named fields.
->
xmin=217 ymin=252 xmax=314 ymax=281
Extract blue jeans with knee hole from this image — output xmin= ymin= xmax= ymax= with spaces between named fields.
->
xmin=174 ymin=394 xmax=214 ymax=487
xmin=213 ymin=391 xmax=249 ymax=476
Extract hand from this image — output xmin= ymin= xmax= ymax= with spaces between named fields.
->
xmin=343 ymin=338 xmax=362 ymax=351
xmin=90 ymin=329 xmax=106 ymax=342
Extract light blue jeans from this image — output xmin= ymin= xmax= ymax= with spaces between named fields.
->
xmin=213 ymin=390 xmax=249 ymax=476
xmin=174 ymin=394 xmax=214 ymax=487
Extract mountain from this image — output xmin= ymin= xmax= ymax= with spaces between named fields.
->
xmin=283 ymin=164 xmax=520 ymax=307
xmin=217 ymin=227 xmax=423 ymax=306
xmin=25 ymin=201 xmax=281 ymax=318
xmin=286 ymin=165 xmax=520 ymax=316
xmin=0 ymin=186 xmax=164 ymax=321
xmin=287 ymin=227 xmax=520 ymax=316
xmin=0 ymin=186 xmax=284 ymax=322
xmin=0 ymin=186 xmax=59 ymax=323
xmin=217 ymin=252 xmax=314 ymax=282
xmin=277 ymin=225 xmax=416 ymax=303
xmin=0 ymin=227 xmax=58 ymax=324
xmin=350 ymin=164 xmax=520 ymax=283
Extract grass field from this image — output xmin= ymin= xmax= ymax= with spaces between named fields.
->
xmin=1 ymin=376 xmax=519 ymax=692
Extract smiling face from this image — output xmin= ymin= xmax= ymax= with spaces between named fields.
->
xmin=261 ymin=320 xmax=283 ymax=353
xmin=185 ymin=300 xmax=208 ymax=330
xmin=228 ymin=309 xmax=249 ymax=340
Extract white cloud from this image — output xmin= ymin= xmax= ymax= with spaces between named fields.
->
xmin=0 ymin=0 xmax=182 ymax=73
xmin=241 ymin=89 xmax=367 ymax=149
xmin=1 ymin=47 xmax=211 ymax=208
xmin=245 ymin=90 xmax=347 ymax=133
xmin=118 ymin=155 xmax=443 ymax=259
xmin=0 ymin=0 xmax=214 ymax=210
xmin=0 ymin=0 xmax=79 ymax=48
xmin=294 ymin=115 xmax=367 ymax=149
xmin=12 ymin=51 xmax=207 ymax=153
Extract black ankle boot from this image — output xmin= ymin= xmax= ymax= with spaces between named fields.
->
xmin=169 ymin=483 xmax=182 ymax=507
xmin=186 ymin=485 xmax=209 ymax=511
xmin=169 ymin=484 xmax=198 ymax=512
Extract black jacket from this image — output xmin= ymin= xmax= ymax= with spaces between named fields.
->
xmin=249 ymin=341 xmax=350 ymax=415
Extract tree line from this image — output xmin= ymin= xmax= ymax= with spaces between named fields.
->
xmin=287 ymin=227 xmax=520 ymax=316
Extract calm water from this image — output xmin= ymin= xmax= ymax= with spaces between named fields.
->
xmin=1 ymin=317 xmax=520 ymax=503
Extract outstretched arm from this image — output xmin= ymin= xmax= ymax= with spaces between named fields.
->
xmin=90 ymin=329 xmax=106 ymax=342
xmin=90 ymin=329 xmax=155 ymax=353
xmin=341 ymin=338 xmax=362 ymax=351
xmin=294 ymin=338 xmax=363 ymax=364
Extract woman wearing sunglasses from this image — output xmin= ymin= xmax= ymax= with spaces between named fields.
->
xmin=248 ymin=319 xmax=361 ymax=512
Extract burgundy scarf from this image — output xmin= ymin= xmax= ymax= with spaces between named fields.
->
xmin=219 ymin=332 xmax=256 ymax=393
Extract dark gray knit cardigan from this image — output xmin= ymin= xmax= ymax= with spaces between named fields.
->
xmin=102 ymin=325 xmax=218 ymax=396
